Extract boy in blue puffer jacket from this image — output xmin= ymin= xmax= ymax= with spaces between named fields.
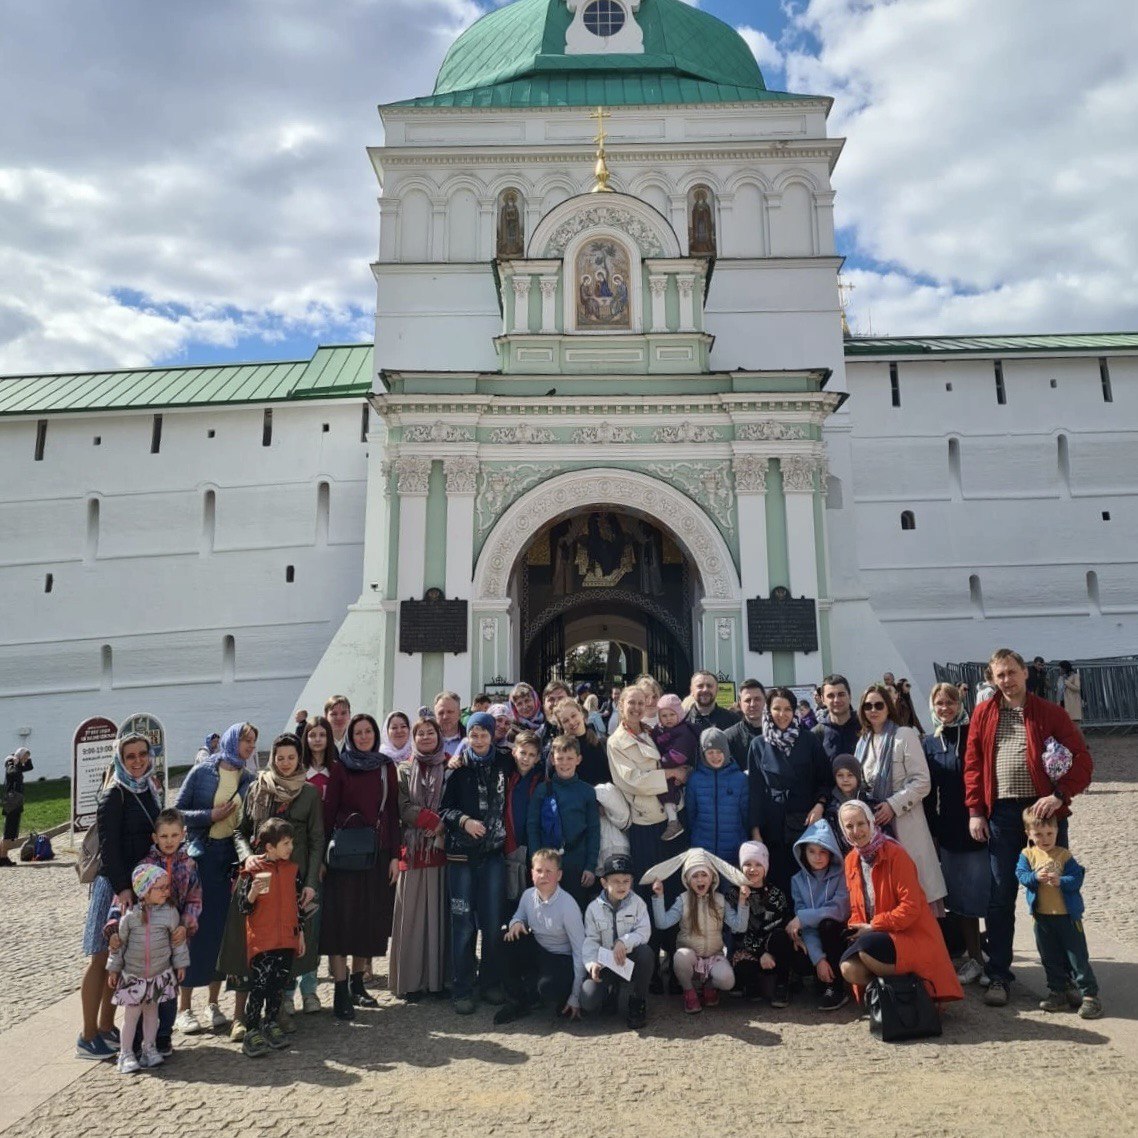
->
xmin=686 ymin=729 xmax=749 ymax=866
xmin=787 ymin=819 xmax=851 ymax=1011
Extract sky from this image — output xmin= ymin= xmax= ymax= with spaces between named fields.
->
xmin=0 ymin=0 xmax=1134 ymax=374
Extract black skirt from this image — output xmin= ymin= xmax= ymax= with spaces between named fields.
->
xmin=319 ymin=856 xmax=395 ymax=957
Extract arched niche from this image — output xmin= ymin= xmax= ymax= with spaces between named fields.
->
xmin=528 ymin=191 xmax=681 ymax=260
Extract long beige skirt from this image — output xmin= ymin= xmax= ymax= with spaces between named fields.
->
xmin=389 ymin=864 xmax=449 ymax=997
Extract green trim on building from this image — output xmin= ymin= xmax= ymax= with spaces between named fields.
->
xmin=844 ymin=333 xmax=1138 ymax=357
xmin=813 ymin=491 xmax=832 ymax=675
xmin=390 ymin=74 xmax=808 ymax=110
xmin=763 ymin=459 xmax=795 ymax=685
xmin=0 ymin=344 xmax=373 ymax=417
xmin=424 ymin=462 xmax=448 ymax=592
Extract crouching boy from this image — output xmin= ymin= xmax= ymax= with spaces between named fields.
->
xmin=580 ymin=853 xmax=654 ymax=1029
xmin=495 ymin=848 xmax=585 ymax=1025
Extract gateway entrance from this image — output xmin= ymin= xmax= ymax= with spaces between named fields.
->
xmin=515 ymin=509 xmax=695 ymax=689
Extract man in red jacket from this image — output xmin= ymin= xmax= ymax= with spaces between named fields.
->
xmin=963 ymin=648 xmax=1092 ymax=1007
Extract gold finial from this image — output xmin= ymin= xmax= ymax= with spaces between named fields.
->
xmin=838 ymin=275 xmax=856 ymax=338
xmin=590 ymin=105 xmax=613 ymax=193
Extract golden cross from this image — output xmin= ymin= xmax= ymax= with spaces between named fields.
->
xmin=838 ymin=275 xmax=856 ymax=337
xmin=591 ymin=105 xmax=611 ymax=148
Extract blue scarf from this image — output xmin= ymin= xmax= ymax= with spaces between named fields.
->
xmin=112 ymin=735 xmax=159 ymax=798
xmin=215 ymin=723 xmax=249 ymax=770
xmin=855 ymin=722 xmax=897 ymax=804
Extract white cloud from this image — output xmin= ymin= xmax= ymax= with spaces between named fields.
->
xmin=784 ymin=0 xmax=1138 ymax=335
xmin=737 ymin=26 xmax=783 ymax=74
xmin=0 ymin=0 xmax=483 ymax=371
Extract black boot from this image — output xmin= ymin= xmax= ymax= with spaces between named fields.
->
xmin=349 ymin=973 xmax=379 ymax=1008
xmin=626 ymin=997 xmax=648 ymax=1030
xmin=333 ymin=980 xmax=355 ymax=1021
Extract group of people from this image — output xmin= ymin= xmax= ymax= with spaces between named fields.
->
xmin=72 ymin=649 xmax=1101 ymax=1073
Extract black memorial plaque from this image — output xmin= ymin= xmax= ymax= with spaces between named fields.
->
xmin=399 ymin=591 xmax=468 ymax=655
xmin=747 ymin=587 xmax=818 ymax=654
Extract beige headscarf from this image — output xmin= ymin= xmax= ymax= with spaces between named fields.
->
xmin=245 ymin=751 xmax=307 ymax=827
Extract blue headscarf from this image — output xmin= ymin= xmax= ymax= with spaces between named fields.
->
xmin=215 ymin=723 xmax=250 ymax=770
xmin=112 ymin=733 xmax=160 ymax=798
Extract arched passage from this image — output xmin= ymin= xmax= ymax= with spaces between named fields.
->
xmin=472 ymin=468 xmax=740 ymax=688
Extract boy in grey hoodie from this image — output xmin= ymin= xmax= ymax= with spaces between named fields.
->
xmin=788 ymin=819 xmax=851 ymax=1011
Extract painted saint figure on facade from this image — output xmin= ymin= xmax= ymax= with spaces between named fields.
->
xmin=688 ymin=186 xmax=716 ymax=255
xmin=575 ymin=238 xmax=632 ymax=329
xmin=497 ymin=189 xmax=525 ymax=258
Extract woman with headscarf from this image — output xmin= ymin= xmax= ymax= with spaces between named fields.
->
xmin=77 ymin=733 xmax=163 ymax=1059
xmin=1 ymin=746 xmax=33 ymax=866
xmin=320 ymin=712 xmax=400 ymax=1020
xmin=217 ymin=731 xmax=324 ymax=1033
xmin=854 ymin=684 xmax=947 ymax=914
xmin=923 ymin=683 xmax=988 ymax=984
xmin=509 ymin=682 xmax=546 ymax=740
xmin=390 ymin=716 xmax=450 ymax=1001
xmin=173 ymin=722 xmax=257 ymax=1036
xmin=745 ymin=687 xmax=832 ymax=897
xmin=837 ymin=800 xmax=962 ymax=1004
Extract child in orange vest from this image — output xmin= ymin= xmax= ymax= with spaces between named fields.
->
xmin=237 ymin=817 xmax=305 ymax=1057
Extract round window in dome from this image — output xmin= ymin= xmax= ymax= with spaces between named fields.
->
xmin=583 ymin=0 xmax=626 ymax=38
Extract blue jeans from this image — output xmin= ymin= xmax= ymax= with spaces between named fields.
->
xmin=985 ymin=798 xmax=1068 ymax=984
xmin=1034 ymin=914 xmax=1097 ymax=997
xmin=448 ymin=855 xmax=505 ymax=1000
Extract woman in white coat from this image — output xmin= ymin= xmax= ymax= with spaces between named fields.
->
xmin=607 ymin=684 xmax=689 ymax=991
xmin=854 ymin=684 xmax=947 ymax=914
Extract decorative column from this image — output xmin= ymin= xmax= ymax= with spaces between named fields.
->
xmin=781 ymin=452 xmax=822 ymax=683
xmin=648 ymin=275 xmax=668 ymax=332
xmin=392 ymin=455 xmax=431 ymax=713
xmin=430 ymin=200 xmax=446 ymax=261
xmin=676 ymin=273 xmax=697 ymax=332
xmin=442 ymin=457 xmax=479 ymax=696
xmin=511 ymin=275 xmax=533 ymax=334
xmin=539 ymin=276 xmax=558 ymax=333
xmin=733 ymin=453 xmax=773 ymax=685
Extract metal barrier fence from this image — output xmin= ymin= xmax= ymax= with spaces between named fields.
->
xmin=933 ymin=658 xmax=1138 ymax=730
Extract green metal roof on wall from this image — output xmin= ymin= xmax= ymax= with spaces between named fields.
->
xmin=0 ymin=344 xmax=373 ymax=417
xmin=844 ymin=333 xmax=1138 ymax=357
xmin=393 ymin=73 xmax=807 ymax=110
xmin=420 ymin=0 xmax=789 ymax=108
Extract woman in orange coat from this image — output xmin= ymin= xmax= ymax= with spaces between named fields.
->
xmin=837 ymin=800 xmax=963 ymax=1003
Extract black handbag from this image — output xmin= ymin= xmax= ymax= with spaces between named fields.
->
xmin=327 ymin=812 xmax=377 ymax=872
xmin=866 ymin=973 xmax=942 ymax=1042
xmin=2 ymin=789 xmax=24 ymax=815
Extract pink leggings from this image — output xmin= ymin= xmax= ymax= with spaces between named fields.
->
xmin=119 ymin=1002 xmax=159 ymax=1055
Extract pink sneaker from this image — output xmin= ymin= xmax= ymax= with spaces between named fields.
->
xmin=702 ymin=984 xmax=720 ymax=1008
xmin=683 ymin=989 xmax=702 ymax=1014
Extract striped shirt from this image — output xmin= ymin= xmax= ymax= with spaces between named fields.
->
xmin=994 ymin=701 xmax=1036 ymax=799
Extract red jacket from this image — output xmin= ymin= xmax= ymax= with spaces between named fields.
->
xmin=242 ymin=858 xmax=301 ymax=958
xmin=963 ymin=694 xmax=1092 ymax=820
xmin=845 ymin=842 xmax=963 ymax=1002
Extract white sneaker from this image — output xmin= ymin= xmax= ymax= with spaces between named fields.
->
xmin=139 ymin=1044 xmax=164 ymax=1069
xmin=301 ymin=992 xmax=322 ymax=1014
xmin=956 ymin=958 xmax=985 ymax=985
xmin=174 ymin=1009 xmax=202 ymax=1035
xmin=207 ymin=1002 xmax=229 ymax=1031
xmin=118 ymin=1052 xmax=141 ymax=1075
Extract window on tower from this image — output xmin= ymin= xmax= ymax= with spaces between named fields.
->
xmin=584 ymin=0 xmax=625 ymax=37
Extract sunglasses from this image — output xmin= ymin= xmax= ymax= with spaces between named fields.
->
xmin=863 ymin=701 xmax=887 ymax=711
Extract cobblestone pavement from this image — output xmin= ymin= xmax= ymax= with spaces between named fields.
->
xmin=0 ymin=852 xmax=87 ymax=1034
xmin=2 ymin=738 xmax=1136 ymax=1138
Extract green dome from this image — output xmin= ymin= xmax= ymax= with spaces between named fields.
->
xmin=432 ymin=0 xmax=768 ymax=99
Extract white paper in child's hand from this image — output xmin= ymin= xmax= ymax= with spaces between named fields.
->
xmin=597 ymin=947 xmax=635 ymax=981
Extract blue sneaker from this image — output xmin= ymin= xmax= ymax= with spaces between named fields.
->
xmin=76 ymin=1034 xmax=117 ymax=1061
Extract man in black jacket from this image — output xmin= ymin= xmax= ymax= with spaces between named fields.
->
xmin=685 ymin=670 xmax=740 ymax=734
xmin=813 ymin=674 xmax=861 ymax=761
xmin=724 ymin=680 xmax=766 ymax=770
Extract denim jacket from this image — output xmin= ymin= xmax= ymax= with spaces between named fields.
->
xmin=174 ymin=760 xmax=254 ymax=851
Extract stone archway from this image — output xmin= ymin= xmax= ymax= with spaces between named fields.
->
xmin=471 ymin=468 xmax=740 ymax=685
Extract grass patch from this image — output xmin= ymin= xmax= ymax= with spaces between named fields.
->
xmin=15 ymin=778 xmax=72 ymax=836
xmin=10 ymin=765 xmax=196 ymax=837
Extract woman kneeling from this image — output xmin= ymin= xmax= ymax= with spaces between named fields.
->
xmin=837 ymin=801 xmax=962 ymax=1003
